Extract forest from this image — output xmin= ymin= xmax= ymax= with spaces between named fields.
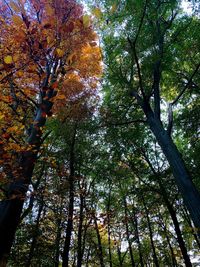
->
xmin=0 ymin=0 xmax=200 ymax=266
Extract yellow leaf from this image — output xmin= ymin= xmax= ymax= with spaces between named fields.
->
xmin=10 ymin=1 xmax=21 ymax=12
xmin=92 ymin=7 xmax=102 ymax=18
xmin=111 ymin=3 xmax=118 ymax=13
xmin=4 ymin=55 xmax=13 ymax=64
xmin=56 ymin=48 xmax=65 ymax=57
xmin=12 ymin=15 xmax=23 ymax=25
xmin=0 ymin=114 xmax=5 ymax=120
xmin=56 ymin=94 xmax=66 ymax=100
xmin=83 ymin=15 xmax=90 ymax=27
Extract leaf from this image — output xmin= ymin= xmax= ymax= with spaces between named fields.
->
xmin=56 ymin=48 xmax=65 ymax=57
xmin=56 ymin=94 xmax=66 ymax=100
xmin=92 ymin=7 xmax=102 ymax=18
xmin=52 ymin=81 xmax=58 ymax=89
xmin=83 ymin=15 xmax=90 ymax=27
xmin=12 ymin=15 xmax=24 ymax=25
xmin=67 ymin=53 xmax=76 ymax=65
xmin=4 ymin=55 xmax=13 ymax=64
xmin=10 ymin=1 xmax=21 ymax=12
xmin=46 ymin=5 xmax=54 ymax=16
xmin=111 ymin=3 xmax=118 ymax=13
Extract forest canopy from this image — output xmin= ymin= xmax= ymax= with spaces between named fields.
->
xmin=0 ymin=0 xmax=200 ymax=266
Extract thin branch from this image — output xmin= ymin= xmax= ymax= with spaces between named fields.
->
xmin=134 ymin=0 xmax=148 ymax=44
xmin=128 ymin=38 xmax=146 ymax=100
xmin=167 ymin=103 xmax=173 ymax=135
xmin=101 ymin=119 xmax=147 ymax=128
xmin=171 ymin=62 xmax=200 ymax=105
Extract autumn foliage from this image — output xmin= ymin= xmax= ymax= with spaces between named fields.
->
xmin=0 ymin=0 xmax=101 ymax=261
xmin=0 ymin=0 xmax=101 ymax=193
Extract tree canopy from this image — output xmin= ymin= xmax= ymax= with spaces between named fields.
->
xmin=0 ymin=0 xmax=200 ymax=266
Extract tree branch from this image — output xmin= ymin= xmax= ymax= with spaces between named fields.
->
xmin=171 ymin=63 xmax=200 ymax=105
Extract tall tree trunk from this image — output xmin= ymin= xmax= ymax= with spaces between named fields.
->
xmin=142 ymin=151 xmax=192 ymax=267
xmin=55 ymin=206 xmax=62 ymax=267
xmin=141 ymin=196 xmax=160 ymax=267
xmin=0 ymin=83 xmax=56 ymax=263
xmin=106 ymin=184 xmax=112 ymax=267
xmin=93 ymin=215 xmax=105 ymax=267
xmin=143 ymin=102 xmax=200 ymax=235
xmin=182 ymin=206 xmax=200 ymax=249
xmin=62 ymin=126 xmax=76 ymax=267
xmin=25 ymin=197 xmax=44 ymax=267
xmin=158 ymin=213 xmax=178 ymax=267
xmin=123 ymin=197 xmax=135 ymax=267
xmin=132 ymin=208 xmax=144 ymax=267
xmin=0 ymin=152 xmax=35 ymax=264
xmin=77 ymin=192 xmax=84 ymax=267
xmin=162 ymin=191 xmax=192 ymax=267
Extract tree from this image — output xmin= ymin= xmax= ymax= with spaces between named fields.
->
xmin=0 ymin=0 xmax=101 ymax=263
xmin=96 ymin=0 xmax=200 ymax=234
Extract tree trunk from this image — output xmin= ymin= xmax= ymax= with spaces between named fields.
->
xmin=62 ymin=126 xmax=76 ymax=267
xmin=55 ymin=214 xmax=62 ymax=267
xmin=107 ymin=190 xmax=113 ymax=267
xmin=0 ymin=152 xmax=35 ymax=264
xmin=143 ymin=102 xmax=200 ymax=236
xmin=77 ymin=192 xmax=84 ymax=267
xmin=162 ymin=192 xmax=192 ymax=267
xmin=182 ymin=206 xmax=200 ymax=249
xmin=132 ymin=208 xmax=144 ymax=267
xmin=94 ymin=215 xmax=105 ymax=267
xmin=158 ymin=213 xmax=178 ymax=267
xmin=123 ymin=197 xmax=135 ymax=267
xmin=25 ymin=197 xmax=44 ymax=267
xmin=0 ymin=84 xmax=56 ymax=263
xmin=141 ymin=196 xmax=160 ymax=267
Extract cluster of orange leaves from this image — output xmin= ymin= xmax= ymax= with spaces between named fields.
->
xmin=0 ymin=0 xmax=102 ymax=188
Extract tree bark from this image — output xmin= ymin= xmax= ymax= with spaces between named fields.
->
xmin=0 ymin=82 xmax=56 ymax=263
xmin=132 ymin=208 xmax=144 ymax=267
xmin=25 ymin=197 xmax=44 ymax=267
xmin=77 ymin=191 xmax=84 ymax=267
xmin=55 ymin=204 xmax=63 ymax=267
xmin=143 ymin=101 xmax=200 ymax=236
xmin=161 ymin=190 xmax=192 ymax=267
xmin=93 ymin=215 xmax=105 ymax=267
xmin=123 ymin=197 xmax=136 ymax=267
xmin=62 ymin=126 xmax=76 ymax=267
xmin=141 ymin=196 xmax=160 ymax=267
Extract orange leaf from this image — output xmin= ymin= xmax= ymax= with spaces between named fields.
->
xmin=56 ymin=94 xmax=66 ymax=100
xmin=10 ymin=1 xmax=21 ymax=12
xmin=12 ymin=15 xmax=24 ymax=25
